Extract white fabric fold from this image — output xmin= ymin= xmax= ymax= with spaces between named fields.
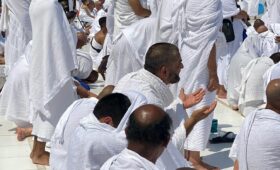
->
xmin=114 ymin=69 xmax=173 ymax=108
xmin=50 ymin=97 xmax=98 ymax=170
xmin=101 ymin=148 xmax=159 ymax=170
xmin=29 ymin=0 xmax=78 ymax=119
xmin=221 ymin=0 xmax=240 ymax=18
xmin=237 ymin=109 xmax=280 ymax=170
xmin=72 ymin=49 xmax=93 ymax=79
xmin=237 ymin=57 xmax=274 ymax=115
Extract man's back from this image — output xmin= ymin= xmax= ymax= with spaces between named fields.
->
xmin=50 ymin=98 xmax=98 ymax=170
xmin=238 ymin=109 xmax=280 ymax=169
xmin=114 ymin=69 xmax=173 ymax=108
xmin=67 ymin=115 xmax=126 ymax=170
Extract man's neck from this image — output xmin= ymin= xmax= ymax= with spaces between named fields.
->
xmin=266 ymin=104 xmax=280 ymax=114
xmin=127 ymin=142 xmax=158 ymax=164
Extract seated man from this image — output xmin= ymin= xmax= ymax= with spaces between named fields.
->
xmin=237 ymin=52 xmax=280 ymax=116
xmin=101 ymin=104 xmax=197 ymax=170
xmin=0 ymin=41 xmax=32 ymax=141
xmin=50 ymin=96 xmax=99 ymax=170
xmin=90 ymin=17 xmax=107 ymax=70
xmin=65 ymin=93 xmax=133 ymax=170
xmin=232 ymin=79 xmax=280 ymax=169
xmin=101 ymin=43 xmax=218 ymax=169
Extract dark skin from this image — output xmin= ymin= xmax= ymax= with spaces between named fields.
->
xmin=126 ymin=105 xmax=170 ymax=164
xmin=127 ymin=103 xmax=217 ymax=165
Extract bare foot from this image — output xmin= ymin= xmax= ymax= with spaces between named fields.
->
xmin=31 ymin=151 xmax=50 ymax=165
xmin=16 ymin=127 xmax=32 ymax=141
xmin=217 ymin=86 xmax=227 ymax=99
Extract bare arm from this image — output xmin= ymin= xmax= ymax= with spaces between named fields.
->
xmin=207 ymin=44 xmax=219 ymax=92
xmin=128 ymin=0 xmax=151 ymax=17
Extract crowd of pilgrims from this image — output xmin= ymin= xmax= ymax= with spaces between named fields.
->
xmin=0 ymin=0 xmax=280 ymax=169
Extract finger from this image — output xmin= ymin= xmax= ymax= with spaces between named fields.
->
xmin=206 ymin=101 xmax=217 ymax=113
xmin=192 ymin=88 xmax=203 ymax=95
xmin=180 ymin=88 xmax=184 ymax=95
xmin=195 ymin=89 xmax=206 ymax=100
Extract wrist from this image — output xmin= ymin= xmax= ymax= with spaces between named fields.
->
xmin=184 ymin=116 xmax=197 ymax=129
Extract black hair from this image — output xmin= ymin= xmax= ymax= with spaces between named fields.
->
xmin=253 ymin=19 xmax=265 ymax=30
xmin=126 ymin=110 xmax=172 ymax=146
xmin=99 ymin=17 xmax=107 ymax=28
xmin=93 ymin=93 xmax=131 ymax=127
xmin=144 ymin=43 xmax=179 ymax=74
xmin=58 ymin=0 xmax=77 ymax=19
xmin=270 ymin=52 xmax=280 ymax=64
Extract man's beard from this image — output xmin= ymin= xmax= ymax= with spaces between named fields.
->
xmin=169 ymin=73 xmax=180 ymax=84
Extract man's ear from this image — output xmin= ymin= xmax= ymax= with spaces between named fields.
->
xmin=99 ymin=116 xmax=113 ymax=126
xmin=159 ymin=65 xmax=168 ymax=78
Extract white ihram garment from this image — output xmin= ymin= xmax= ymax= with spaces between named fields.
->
xmin=101 ymin=148 xmax=159 ymax=170
xmin=113 ymin=0 xmax=148 ymax=38
xmin=50 ymin=97 xmax=98 ymax=170
xmin=0 ymin=41 xmax=32 ymax=127
xmin=29 ymin=0 xmax=78 ymax=141
xmin=72 ymin=49 xmax=93 ymax=79
xmin=227 ymin=35 xmax=260 ymax=107
xmin=105 ymin=0 xmax=160 ymax=86
xmin=238 ymin=57 xmax=274 ymax=116
xmin=262 ymin=0 xmax=280 ymax=25
xmin=66 ymin=91 xmax=147 ymax=170
xmin=236 ymin=109 xmax=280 ymax=170
xmin=221 ymin=0 xmax=245 ymax=57
xmin=114 ymin=69 xmax=191 ymax=169
xmin=216 ymin=32 xmax=231 ymax=87
xmin=178 ymin=0 xmax=222 ymax=151
xmin=0 ymin=0 xmax=32 ymax=75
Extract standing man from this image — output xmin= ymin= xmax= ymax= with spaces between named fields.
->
xmin=0 ymin=0 xmax=32 ymax=75
xmin=177 ymin=0 xmax=222 ymax=169
xmin=29 ymin=0 xmax=78 ymax=165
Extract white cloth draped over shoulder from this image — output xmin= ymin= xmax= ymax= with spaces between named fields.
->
xmin=227 ymin=35 xmax=261 ymax=106
xmin=114 ymin=69 xmax=191 ymax=169
xmin=0 ymin=0 xmax=32 ymax=75
xmin=237 ymin=57 xmax=274 ymax=116
xmin=101 ymin=148 xmax=160 ymax=170
xmin=50 ymin=97 xmax=98 ymax=170
xmin=114 ymin=69 xmax=173 ymax=108
xmin=236 ymin=109 xmax=280 ymax=170
xmin=0 ymin=41 xmax=32 ymax=127
xmin=176 ymin=0 xmax=222 ymax=151
xmin=29 ymin=0 xmax=78 ymax=141
xmin=66 ymin=91 xmax=147 ymax=170
xmin=72 ymin=49 xmax=93 ymax=79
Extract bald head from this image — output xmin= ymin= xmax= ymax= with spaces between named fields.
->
xmin=126 ymin=104 xmax=172 ymax=146
xmin=266 ymin=79 xmax=280 ymax=111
